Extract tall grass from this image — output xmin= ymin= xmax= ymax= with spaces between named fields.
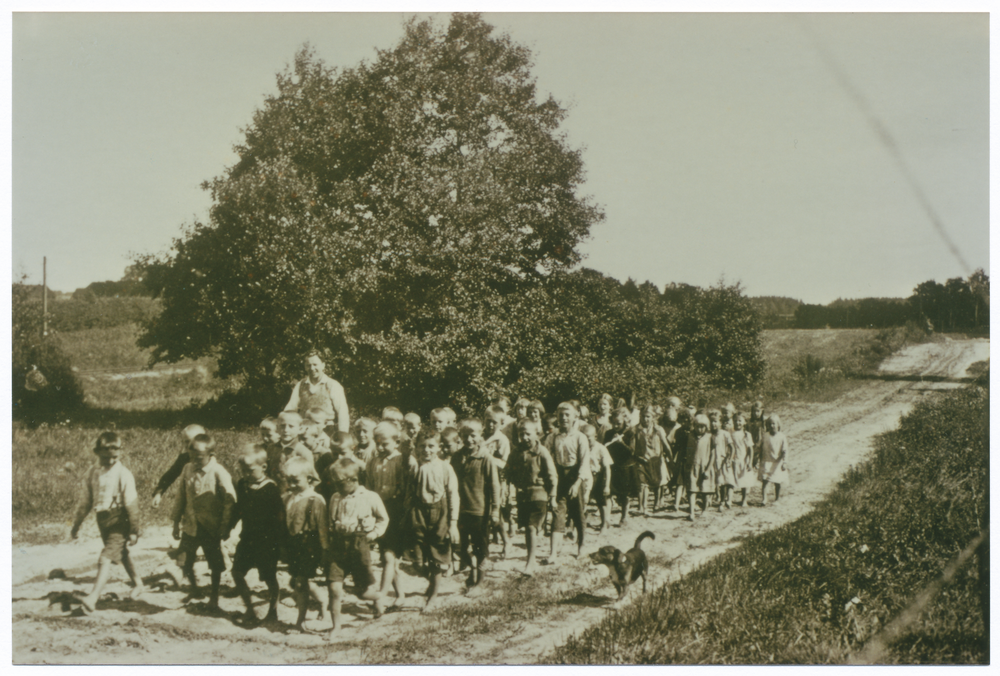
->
xmin=548 ymin=384 xmax=988 ymax=664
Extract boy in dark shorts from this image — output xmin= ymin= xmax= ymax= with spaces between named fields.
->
xmin=453 ymin=419 xmax=501 ymax=588
xmin=169 ymin=433 xmax=237 ymax=612
xmin=70 ymin=432 xmax=145 ymax=613
xmin=543 ymin=402 xmax=589 ymax=561
xmin=283 ymin=456 xmax=330 ymax=630
xmin=326 ymin=457 xmax=388 ymax=637
xmin=151 ymin=424 xmax=205 ymax=508
xmin=364 ymin=421 xmax=408 ymax=606
xmin=229 ymin=444 xmax=286 ymax=627
xmin=507 ymin=420 xmax=557 ymax=576
xmin=408 ymin=431 xmax=460 ymax=611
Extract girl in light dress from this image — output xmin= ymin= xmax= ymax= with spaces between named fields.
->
xmin=686 ymin=414 xmax=715 ymax=521
xmin=707 ymin=410 xmax=734 ymax=511
xmin=729 ymin=412 xmax=756 ymax=507
xmin=757 ymin=414 xmax=789 ymax=505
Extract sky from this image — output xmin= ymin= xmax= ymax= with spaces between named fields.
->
xmin=10 ymin=10 xmax=990 ymax=304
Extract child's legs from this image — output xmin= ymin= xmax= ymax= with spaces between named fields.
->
xmin=472 ymin=516 xmax=490 ymax=570
xmin=774 ymin=482 xmax=781 ymax=500
xmin=569 ymin=490 xmax=585 ymax=549
xmin=327 ymin=581 xmax=344 ymax=631
xmin=84 ymin=555 xmax=116 ymax=608
xmin=761 ymin=480 xmax=770 ymax=503
xmin=379 ymin=548 xmax=397 ymax=596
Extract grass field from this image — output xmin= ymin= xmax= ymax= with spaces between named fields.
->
xmin=548 ymin=384 xmax=988 ymax=664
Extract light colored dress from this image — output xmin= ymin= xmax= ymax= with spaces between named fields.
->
xmin=757 ymin=431 xmax=790 ymax=485
xmin=730 ymin=429 xmax=756 ymax=489
xmin=687 ymin=432 xmax=716 ymax=494
xmin=713 ymin=430 xmax=737 ymax=488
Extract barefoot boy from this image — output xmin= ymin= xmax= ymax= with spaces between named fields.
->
xmin=151 ymin=424 xmax=205 ymax=508
xmin=70 ymin=432 xmax=145 ymax=613
xmin=229 ymin=444 xmax=286 ymax=627
xmin=283 ymin=457 xmax=330 ymax=630
xmin=327 ymin=457 xmax=388 ymax=636
xmin=507 ymin=420 xmax=557 ymax=576
xmin=364 ymin=421 xmax=408 ymax=606
xmin=408 ymin=431 xmax=460 ymax=611
xmin=453 ymin=419 xmax=502 ymax=588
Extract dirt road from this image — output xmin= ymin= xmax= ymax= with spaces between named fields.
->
xmin=12 ymin=339 xmax=987 ymax=664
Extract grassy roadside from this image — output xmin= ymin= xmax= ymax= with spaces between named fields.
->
xmin=548 ymin=383 xmax=989 ymax=664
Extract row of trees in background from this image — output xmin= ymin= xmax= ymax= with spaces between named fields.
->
xmin=793 ymin=269 xmax=989 ymax=333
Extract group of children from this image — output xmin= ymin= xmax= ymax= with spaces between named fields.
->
xmin=70 ymin=394 xmax=789 ymax=634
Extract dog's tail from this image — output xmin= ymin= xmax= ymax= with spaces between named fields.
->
xmin=634 ymin=530 xmax=655 ymax=550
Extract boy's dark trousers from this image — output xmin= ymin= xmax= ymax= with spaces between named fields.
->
xmin=458 ymin=512 xmax=490 ymax=571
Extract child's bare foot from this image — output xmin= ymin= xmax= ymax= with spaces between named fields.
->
xmin=501 ymin=546 xmax=510 ymax=560
xmin=262 ymin=608 xmax=280 ymax=626
xmin=80 ymin=593 xmax=98 ymax=614
xmin=372 ymin=596 xmax=386 ymax=618
xmin=239 ymin=608 xmax=261 ymax=627
xmin=182 ymin=587 xmax=206 ymax=603
xmin=129 ymin=584 xmax=146 ymax=601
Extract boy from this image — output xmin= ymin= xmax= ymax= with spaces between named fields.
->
xmin=229 ymin=444 xmax=285 ymax=627
xmin=453 ymin=420 xmax=501 ymax=588
xmin=70 ymin=432 xmax=145 ymax=613
xmin=581 ymin=423 xmax=613 ymax=535
xmin=482 ymin=406 xmax=513 ymax=558
xmin=544 ymin=402 xmax=589 ymax=560
xmin=381 ymin=406 xmax=405 ymax=428
xmin=327 ymin=457 xmax=388 ymax=636
xmin=507 ymin=420 xmax=557 ymax=576
xmin=301 ymin=420 xmax=331 ymax=458
xmin=408 ymin=431 xmax=460 ymax=611
xmin=260 ymin=417 xmax=281 ymax=445
xmin=169 ymin=433 xmax=237 ymax=612
xmin=283 ymin=457 xmax=330 ymax=630
xmin=401 ymin=412 xmax=422 ymax=463
xmin=440 ymin=427 xmax=462 ymax=463
xmin=267 ymin=411 xmax=317 ymax=492
xmin=151 ymin=424 xmax=205 ymax=508
xmin=353 ymin=418 xmax=378 ymax=465
xmin=364 ymin=421 xmax=408 ymax=606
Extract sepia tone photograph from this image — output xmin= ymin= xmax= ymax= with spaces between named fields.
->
xmin=11 ymin=9 xmax=990 ymax=665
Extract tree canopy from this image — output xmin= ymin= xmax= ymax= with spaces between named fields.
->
xmin=139 ymin=13 xmax=765 ymax=416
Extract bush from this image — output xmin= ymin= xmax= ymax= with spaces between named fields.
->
xmin=12 ymin=282 xmax=85 ymax=424
xmin=48 ymin=296 xmax=160 ymax=332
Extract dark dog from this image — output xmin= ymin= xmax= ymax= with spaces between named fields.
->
xmin=589 ymin=531 xmax=655 ymax=601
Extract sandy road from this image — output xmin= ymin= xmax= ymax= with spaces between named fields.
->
xmin=11 ymin=338 xmax=987 ymax=664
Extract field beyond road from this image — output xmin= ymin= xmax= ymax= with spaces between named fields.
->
xmin=13 ymin=336 xmax=987 ymax=664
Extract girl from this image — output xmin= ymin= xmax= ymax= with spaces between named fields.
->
xmin=671 ymin=409 xmax=693 ymax=512
xmin=633 ymin=404 xmax=670 ymax=515
xmin=747 ymin=400 xmax=766 ymax=457
xmin=758 ymin=414 xmax=790 ymax=505
xmin=730 ymin=413 xmax=756 ymax=507
xmin=686 ymin=414 xmax=716 ymax=521
xmin=710 ymin=410 xmax=736 ymax=510
xmin=527 ymin=400 xmax=547 ymax=435
xmin=594 ymin=393 xmax=614 ymax=442
xmin=603 ymin=407 xmax=638 ymax=527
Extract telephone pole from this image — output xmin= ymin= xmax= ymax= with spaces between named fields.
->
xmin=42 ymin=256 xmax=48 ymax=339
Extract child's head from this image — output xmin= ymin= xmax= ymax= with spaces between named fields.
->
xmin=441 ymin=427 xmax=462 ymax=458
xmin=517 ymin=419 xmax=541 ymax=447
xmin=416 ymin=431 xmax=443 ymax=464
xmin=484 ymin=406 xmax=505 ymax=437
xmin=580 ymin=423 xmax=597 ymax=444
xmin=513 ymin=397 xmax=531 ymax=420
xmin=277 ymin=411 xmax=302 ymax=444
xmin=182 ymin=424 xmax=206 ymax=448
xmin=707 ymin=409 xmax=721 ymax=433
xmin=666 ymin=395 xmax=682 ymax=410
xmin=304 ymin=407 xmax=327 ymax=426
xmin=640 ymin=404 xmax=656 ymax=427
xmin=612 ymin=406 xmax=632 ymax=431
xmin=721 ymin=403 xmax=736 ymax=421
xmin=190 ymin=433 xmax=216 ymax=468
xmin=490 ymin=395 xmax=511 ymax=417
xmin=459 ymin=419 xmax=484 ymax=449
xmin=94 ymin=432 xmax=123 ymax=467
xmin=733 ymin=412 xmax=746 ymax=430
xmin=429 ymin=408 xmax=450 ymax=433
xmin=597 ymin=393 xmax=613 ymax=415
xmin=752 ymin=400 xmax=764 ymax=419
xmin=330 ymin=431 xmax=357 ymax=457
xmin=527 ymin=400 xmax=545 ymax=423
xmin=239 ymin=444 xmax=269 ymax=482
xmin=556 ymin=402 xmax=578 ymax=431
xmin=330 ymin=457 xmax=362 ymax=495
xmin=283 ymin=457 xmax=312 ymax=494
xmin=300 ymin=421 xmax=329 ymax=453
xmin=381 ymin=406 xmax=404 ymax=427
xmin=373 ymin=421 xmax=401 ymax=455
xmin=665 ymin=406 xmax=679 ymax=423
xmin=353 ymin=417 xmax=377 ymax=446
xmin=766 ymin=414 xmax=781 ymax=433
xmin=403 ymin=412 xmax=422 ymax=439
xmin=578 ymin=404 xmax=590 ymax=421
xmin=259 ymin=417 xmax=280 ymax=444
xmin=693 ymin=414 xmax=710 ymax=436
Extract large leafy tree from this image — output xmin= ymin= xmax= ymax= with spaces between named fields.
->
xmin=140 ymin=14 xmax=603 ymax=413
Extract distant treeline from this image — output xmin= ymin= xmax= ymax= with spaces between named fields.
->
xmin=788 ymin=269 xmax=989 ymax=333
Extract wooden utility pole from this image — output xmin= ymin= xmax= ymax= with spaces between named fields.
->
xmin=42 ymin=256 xmax=48 ymax=339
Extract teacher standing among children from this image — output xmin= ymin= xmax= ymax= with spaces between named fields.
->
xmin=284 ymin=351 xmax=350 ymax=434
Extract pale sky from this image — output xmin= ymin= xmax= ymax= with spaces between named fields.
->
xmin=11 ymin=11 xmax=990 ymax=304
